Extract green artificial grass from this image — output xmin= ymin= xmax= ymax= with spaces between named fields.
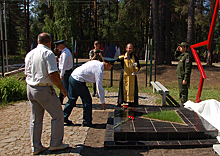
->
xmin=142 ymin=110 xmax=185 ymax=124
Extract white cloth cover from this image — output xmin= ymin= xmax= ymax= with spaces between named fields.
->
xmin=217 ymin=136 xmax=220 ymax=142
xmin=184 ymin=99 xmax=220 ymax=131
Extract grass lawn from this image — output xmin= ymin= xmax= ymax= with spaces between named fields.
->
xmin=142 ymin=110 xmax=185 ymax=124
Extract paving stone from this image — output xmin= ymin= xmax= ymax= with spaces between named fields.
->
xmin=1 ymin=138 xmax=17 ymax=143
xmin=0 ymin=99 xmax=90 ymax=155
xmin=0 ymin=142 xmax=8 ymax=148
xmin=0 ymin=91 xmax=156 ymax=155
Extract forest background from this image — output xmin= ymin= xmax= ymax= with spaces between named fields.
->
xmin=1 ymin=0 xmax=220 ymax=65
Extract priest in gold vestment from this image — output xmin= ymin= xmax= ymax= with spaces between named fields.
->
xmin=117 ymin=43 xmax=141 ymax=107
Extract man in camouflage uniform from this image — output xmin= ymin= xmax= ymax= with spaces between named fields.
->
xmin=174 ymin=42 xmax=192 ymax=107
xmin=89 ymin=41 xmax=104 ymax=97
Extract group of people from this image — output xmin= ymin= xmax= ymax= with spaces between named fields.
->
xmin=203 ymin=50 xmax=219 ymax=63
xmin=25 ymin=32 xmax=141 ymax=155
xmin=25 ymin=32 xmax=193 ymax=154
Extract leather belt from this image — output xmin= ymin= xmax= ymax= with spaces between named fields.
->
xmin=35 ymin=83 xmax=53 ymax=86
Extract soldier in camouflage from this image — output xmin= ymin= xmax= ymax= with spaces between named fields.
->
xmin=174 ymin=42 xmax=192 ymax=107
xmin=89 ymin=41 xmax=104 ymax=97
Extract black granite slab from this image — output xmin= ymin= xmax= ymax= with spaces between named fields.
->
xmin=104 ymin=106 xmax=219 ymax=149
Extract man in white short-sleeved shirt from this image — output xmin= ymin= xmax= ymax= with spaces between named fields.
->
xmin=54 ymin=40 xmax=73 ymax=107
xmin=25 ymin=33 xmax=69 ymax=155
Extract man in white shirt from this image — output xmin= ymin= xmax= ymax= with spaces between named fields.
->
xmin=25 ymin=33 xmax=69 ymax=155
xmin=63 ymin=57 xmax=116 ymax=127
xmin=55 ymin=40 xmax=73 ymax=107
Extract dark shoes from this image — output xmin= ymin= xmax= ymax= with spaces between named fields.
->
xmin=33 ymin=146 xmax=49 ymax=155
xmin=82 ymin=122 xmax=95 ymax=128
xmin=92 ymin=92 xmax=96 ymax=97
xmin=92 ymin=93 xmax=99 ymax=98
xmin=64 ymin=119 xmax=73 ymax=126
xmin=48 ymin=143 xmax=69 ymax=151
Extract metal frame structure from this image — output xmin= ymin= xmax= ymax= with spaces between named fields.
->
xmin=190 ymin=0 xmax=220 ymax=103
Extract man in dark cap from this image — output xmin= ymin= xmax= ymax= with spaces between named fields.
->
xmin=54 ymin=40 xmax=73 ymax=109
xmin=63 ymin=57 xmax=116 ymax=127
xmin=174 ymin=42 xmax=192 ymax=107
xmin=89 ymin=41 xmax=104 ymax=97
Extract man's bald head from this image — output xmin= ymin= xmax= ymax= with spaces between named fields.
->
xmin=126 ymin=43 xmax=133 ymax=54
xmin=126 ymin=43 xmax=133 ymax=48
xmin=37 ymin=33 xmax=51 ymax=44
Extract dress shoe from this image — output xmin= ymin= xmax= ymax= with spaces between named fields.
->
xmin=82 ymin=122 xmax=95 ymax=128
xmin=92 ymin=92 xmax=96 ymax=97
xmin=64 ymin=119 xmax=73 ymax=126
xmin=49 ymin=143 xmax=69 ymax=151
xmin=33 ymin=146 xmax=48 ymax=155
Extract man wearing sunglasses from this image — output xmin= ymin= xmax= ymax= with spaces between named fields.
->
xmin=174 ymin=42 xmax=192 ymax=107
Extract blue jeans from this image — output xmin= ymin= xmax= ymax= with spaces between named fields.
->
xmin=59 ymin=69 xmax=72 ymax=104
xmin=63 ymin=76 xmax=92 ymax=124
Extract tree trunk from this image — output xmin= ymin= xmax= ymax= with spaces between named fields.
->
xmin=207 ymin=0 xmax=216 ymax=65
xmin=89 ymin=0 xmax=92 ymax=39
xmin=26 ymin=0 xmax=30 ymax=51
xmin=152 ymin=0 xmax=160 ymax=65
xmin=94 ymin=0 xmax=97 ymax=40
xmin=116 ymin=0 xmax=118 ymax=21
xmin=79 ymin=3 xmax=83 ymax=39
xmin=108 ymin=0 xmax=111 ymax=40
xmin=207 ymin=50 xmax=212 ymax=65
xmin=159 ymin=0 xmax=165 ymax=64
xmin=24 ymin=0 xmax=27 ymax=52
xmin=164 ymin=2 xmax=172 ymax=65
xmin=210 ymin=0 xmax=215 ymax=19
xmin=187 ymin=0 xmax=194 ymax=44
xmin=199 ymin=0 xmax=204 ymax=42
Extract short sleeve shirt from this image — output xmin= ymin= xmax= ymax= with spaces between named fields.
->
xmin=25 ymin=44 xmax=58 ymax=86
xmin=71 ymin=60 xmax=105 ymax=103
xmin=58 ymin=47 xmax=73 ymax=76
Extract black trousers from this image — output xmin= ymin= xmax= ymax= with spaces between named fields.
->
xmin=92 ymin=83 xmax=96 ymax=94
xmin=59 ymin=69 xmax=72 ymax=104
